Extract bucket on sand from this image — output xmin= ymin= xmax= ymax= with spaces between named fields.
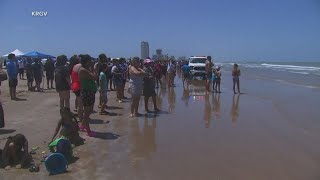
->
xmin=44 ymin=153 xmax=68 ymax=175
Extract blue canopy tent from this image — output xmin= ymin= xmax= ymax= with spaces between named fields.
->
xmin=23 ymin=51 xmax=55 ymax=59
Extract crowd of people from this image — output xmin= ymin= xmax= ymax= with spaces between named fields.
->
xmin=0 ymin=53 xmax=241 ymax=173
xmin=0 ymin=53 xmax=180 ymax=172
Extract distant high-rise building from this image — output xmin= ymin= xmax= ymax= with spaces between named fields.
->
xmin=155 ymin=49 xmax=163 ymax=60
xmin=141 ymin=41 xmax=149 ymax=59
xmin=156 ymin=49 xmax=162 ymax=56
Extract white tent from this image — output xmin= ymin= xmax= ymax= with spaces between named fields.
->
xmin=2 ymin=49 xmax=25 ymax=57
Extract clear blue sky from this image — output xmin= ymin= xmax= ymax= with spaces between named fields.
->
xmin=0 ymin=0 xmax=319 ymax=61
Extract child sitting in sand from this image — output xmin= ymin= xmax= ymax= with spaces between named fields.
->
xmin=1 ymin=134 xmax=32 ymax=170
xmin=51 ymin=108 xmax=84 ymax=146
xmin=49 ymin=128 xmax=74 ymax=163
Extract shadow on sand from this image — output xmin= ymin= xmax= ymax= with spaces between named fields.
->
xmin=147 ymin=110 xmax=169 ymax=115
xmin=14 ymin=98 xmax=27 ymax=101
xmin=69 ymin=156 xmax=80 ymax=165
xmin=89 ymin=119 xmax=110 ymax=124
xmin=99 ymin=112 xmax=118 ymax=116
xmin=0 ymin=129 xmax=16 ymax=135
xmin=106 ymin=106 xmax=123 ymax=110
xmin=94 ymin=132 xmax=120 ymax=140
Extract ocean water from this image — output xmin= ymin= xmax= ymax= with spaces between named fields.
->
xmin=220 ymin=62 xmax=320 ymax=89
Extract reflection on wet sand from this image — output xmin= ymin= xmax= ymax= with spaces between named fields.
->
xmin=230 ymin=94 xmax=240 ymax=123
xmin=204 ymin=94 xmax=212 ymax=128
xmin=130 ymin=117 xmax=157 ymax=167
xmin=181 ymin=87 xmax=190 ymax=107
xmin=168 ymin=87 xmax=176 ymax=113
xmin=212 ymin=93 xmax=221 ymax=120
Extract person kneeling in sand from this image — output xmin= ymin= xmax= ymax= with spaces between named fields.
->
xmin=1 ymin=134 xmax=32 ymax=170
xmin=51 ymin=107 xmax=84 ymax=146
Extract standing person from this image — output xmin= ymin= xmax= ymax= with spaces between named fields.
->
xmin=205 ymin=56 xmax=213 ymax=92
xmin=232 ymin=63 xmax=241 ymax=94
xmin=78 ymin=54 xmax=97 ymax=137
xmin=95 ymin=54 xmax=107 ymax=108
xmin=68 ymin=55 xmax=78 ymax=74
xmin=167 ymin=60 xmax=176 ymax=87
xmin=111 ymin=59 xmax=123 ymax=103
xmin=161 ymin=60 xmax=167 ymax=80
xmin=215 ymin=66 xmax=222 ymax=93
xmin=107 ymin=58 xmax=114 ymax=91
xmin=71 ymin=61 xmax=82 ymax=119
xmin=25 ymin=58 xmax=34 ymax=91
xmin=181 ymin=61 xmax=191 ymax=86
xmin=119 ymin=58 xmax=128 ymax=99
xmin=211 ymin=64 xmax=217 ymax=93
xmin=143 ymin=59 xmax=160 ymax=113
xmin=32 ymin=58 xmax=43 ymax=92
xmin=0 ymin=62 xmax=7 ymax=128
xmin=18 ymin=59 xmax=25 ymax=80
xmin=128 ymin=57 xmax=145 ymax=117
xmin=99 ymin=63 xmax=109 ymax=115
xmin=44 ymin=58 xmax=55 ymax=89
xmin=55 ymin=55 xmax=71 ymax=109
xmin=6 ymin=54 xmax=18 ymax=100
xmin=154 ymin=60 xmax=162 ymax=88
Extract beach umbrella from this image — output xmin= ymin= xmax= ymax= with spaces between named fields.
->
xmin=2 ymin=49 xmax=25 ymax=57
xmin=23 ymin=51 xmax=55 ymax=59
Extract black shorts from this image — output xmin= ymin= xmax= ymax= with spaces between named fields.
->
xmin=18 ymin=68 xmax=24 ymax=74
xmin=80 ymin=90 xmax=96 ymax=107
xmin=46 ymin=72 xmax=54 ymax=81
xmin=143 ymin=87 xmax=156 ymax=97
xmin=183 ymin=73 xmax=190 ymax=79
xmin=34 ymin=76 xmax=42 ymax=83
xmin=73 ymin=90 xmax=81 ymax=97
xmin=9 ymin=79 xmax=18 ymax=87
xmin=26 ymin=73 xmax=34 ymax=82
xmin=206 ymin=73 xmax=212 ymax=80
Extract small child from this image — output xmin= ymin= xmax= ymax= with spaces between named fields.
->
xmin=99 ymin=63 xmax=109 ymax=115
xmin=51 ymin=108 xmax=84 ymax=146
xmin=215 ymin=66 xmax=222 ymax=93
xmin=1 ymin=134 xmax=32 ymax=170
xmin=49 ymin=128 xmax=73 ymax=163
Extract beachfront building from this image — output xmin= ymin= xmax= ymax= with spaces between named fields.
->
xmin=141 ymin=41 xmax=149 ymax=59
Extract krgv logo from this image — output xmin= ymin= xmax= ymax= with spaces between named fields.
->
xmin=31 ymin=11 xmax=48 ymax=17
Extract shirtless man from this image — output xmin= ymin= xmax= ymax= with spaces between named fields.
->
xmin=205 ymin=56 xmax=213 ymax=92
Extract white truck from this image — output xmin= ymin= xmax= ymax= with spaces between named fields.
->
xmin=188 ymin=56 xmax=207 ymax=79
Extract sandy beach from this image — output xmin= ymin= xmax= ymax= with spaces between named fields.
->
xmin=1 ymin=69 xmax=320 ymax=180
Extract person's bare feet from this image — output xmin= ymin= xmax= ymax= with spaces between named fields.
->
xmin=15 ymin=164 xmax=22 ymax=169
xmin=5 ymin=166 xmax=11 ymax=170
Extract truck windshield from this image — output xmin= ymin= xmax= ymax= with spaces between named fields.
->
xmin=190 ymin=58 xmax=207 ymax=63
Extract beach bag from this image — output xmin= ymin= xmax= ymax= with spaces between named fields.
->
xmin=0 ymin=70 xmax=7 ymax=81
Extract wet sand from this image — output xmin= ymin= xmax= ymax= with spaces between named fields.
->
xmin=1 ymin=71 xmax=320 ymax=180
